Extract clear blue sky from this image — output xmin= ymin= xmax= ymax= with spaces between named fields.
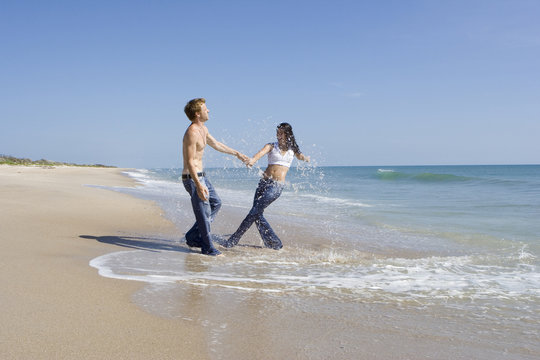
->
xmin=1 ymin=0 xmax=539 ymax=168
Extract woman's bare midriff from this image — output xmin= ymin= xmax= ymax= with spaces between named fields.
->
xmin=263 ymin=164 xmax=289 ymax=182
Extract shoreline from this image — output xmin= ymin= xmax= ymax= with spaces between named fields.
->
xmin=92 ymin=168 xmax=539 ymax=360
xmin=2 ymin=165 xmax=537 ymax=359
xmin=0 ymin=165 xmax=208 ymax=359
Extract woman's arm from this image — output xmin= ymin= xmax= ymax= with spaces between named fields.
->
xmin=248 ymin=143 xmax=273 ymax=167
xmin=296 ymin=152 xmax=310 ymax=162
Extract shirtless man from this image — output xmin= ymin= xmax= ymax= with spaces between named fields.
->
xmin=181 ymin=98 xmax=248 ymax=256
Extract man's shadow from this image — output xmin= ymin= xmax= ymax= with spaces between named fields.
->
xmin=80 ymin=235 xmax=192 ymax=253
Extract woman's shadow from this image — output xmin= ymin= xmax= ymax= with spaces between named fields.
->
xmin=79 ymin=235 xmax=192 ymax=254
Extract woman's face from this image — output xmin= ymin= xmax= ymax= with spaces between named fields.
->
xmin=277 ymin=128 xmax=286 ymax=142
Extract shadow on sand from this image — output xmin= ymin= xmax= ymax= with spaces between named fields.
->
xmin=79 ymin=235 xmax=192 ymax=254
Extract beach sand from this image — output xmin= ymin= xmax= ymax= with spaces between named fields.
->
xmin=0 ymin=165 xmax=207 ymax=359
xmin=2 ymin=165 xmax=536 ymax=360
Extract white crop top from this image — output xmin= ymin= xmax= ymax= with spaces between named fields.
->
xmin=267 ymin=142 xmax=294 ymax=167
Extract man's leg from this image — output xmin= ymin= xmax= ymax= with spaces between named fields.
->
xmin=185 ymin=177 xmax=221 ymax=248
xmin=205 ymin=178 xmax=222 ymax=222
xmin=183 ymin=178 xmax=220 ymax=255
xmin=185 ymin=224 xmax=202 ymax=248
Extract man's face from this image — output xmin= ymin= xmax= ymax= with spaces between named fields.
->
xmin=197 ymin=103 xmax=210 ymax=122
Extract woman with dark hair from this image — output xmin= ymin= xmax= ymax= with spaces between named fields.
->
xmin=224 ymin=123 xmax=310 ymax=250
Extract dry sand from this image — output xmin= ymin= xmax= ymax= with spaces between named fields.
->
xmin=0 ymin=165 xmax=207 ymax=359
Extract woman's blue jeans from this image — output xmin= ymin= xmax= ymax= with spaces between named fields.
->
xmin=228 ymin=178 xmax=284 ymax=249
xmin=183 ymin=176 xmax=221 ymax=254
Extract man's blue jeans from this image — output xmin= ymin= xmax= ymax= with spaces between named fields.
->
xmin=183 ymin=176 xmax=221 ymax=254
xmin=228 ymin=178 xmax=284 ymax=249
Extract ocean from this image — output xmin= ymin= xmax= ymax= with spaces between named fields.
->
xmin=90 ymin=164 xmax=539 ymax=359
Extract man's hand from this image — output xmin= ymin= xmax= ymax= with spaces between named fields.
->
xmin=247 ymin=157 xmax=256 ymax=168
xmin=196 ymin=184 xmax=209 ymax=201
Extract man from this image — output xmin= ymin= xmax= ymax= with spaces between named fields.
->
xmin=182 ymin=98 xmax=248 ymax=256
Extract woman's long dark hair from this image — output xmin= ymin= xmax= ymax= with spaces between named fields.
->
xmin=277 ymin=122 xmax=301 ymax=155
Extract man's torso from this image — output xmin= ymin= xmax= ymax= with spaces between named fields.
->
xmin=182 ymin=124 xmax=208 ymax=174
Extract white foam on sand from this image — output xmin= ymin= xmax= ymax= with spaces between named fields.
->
xmin=90 ymin=245 xmax=540 ymax=311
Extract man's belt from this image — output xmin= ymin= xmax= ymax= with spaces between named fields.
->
xmin=181 ymin=172 xmax=206 ymax=180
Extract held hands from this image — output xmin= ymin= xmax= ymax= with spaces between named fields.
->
xmin=236 ymin=152 xmax=250 ymax=166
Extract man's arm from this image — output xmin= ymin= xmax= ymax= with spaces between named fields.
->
xmin=184 ymin=129 xmax=209 ymax=201
xmin=207 ymin=132 xmax=249 ymax=164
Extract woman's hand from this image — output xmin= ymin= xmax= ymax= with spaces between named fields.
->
xmin=297 ymin=153 xmax=310 ymax=162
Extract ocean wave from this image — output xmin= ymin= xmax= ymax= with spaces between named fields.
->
xmin=122 ymin=169 xmax=151 ymax=182
xmin=298 ymin=193 xmax=373 ymax=208
xmin=376 ymin=169 xmax=474 ymax=183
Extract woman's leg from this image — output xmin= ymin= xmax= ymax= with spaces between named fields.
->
xmin=226 ymin=179 xmax=283 ymax=248
xmin=225 ymin=180 xmax=266 ymax=246
xmin=253 ymin=181 xmax=283 ymax=249
xmin=255 ymin=215 xmax=283 ymax=250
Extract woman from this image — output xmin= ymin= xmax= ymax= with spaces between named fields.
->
xmin=224 ymin=123 xmax=310 ymax=250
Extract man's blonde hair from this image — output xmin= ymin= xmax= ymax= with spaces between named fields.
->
xmin=184 ymin=98 xmax=206 ymax=121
